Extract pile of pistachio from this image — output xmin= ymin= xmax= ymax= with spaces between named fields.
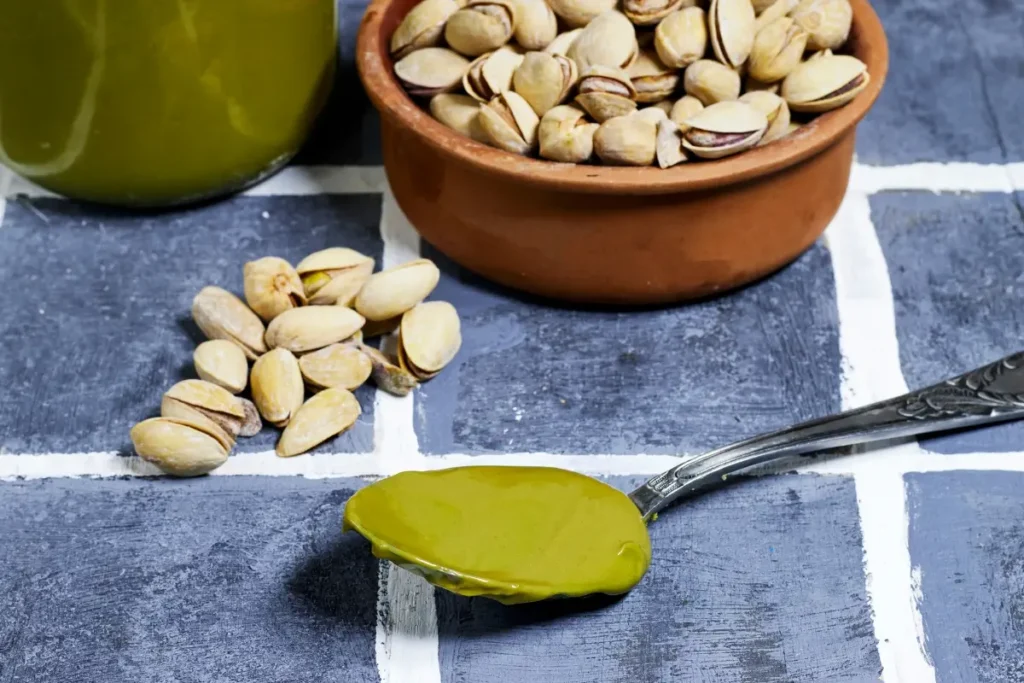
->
xmin=129 ymin=250 xmax=461 ymax=476
xmin=391 ymin=0 xmax=867 ymax=166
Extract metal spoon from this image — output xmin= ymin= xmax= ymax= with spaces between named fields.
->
xmin=630 ymin=350 xmax=1024 ymax=521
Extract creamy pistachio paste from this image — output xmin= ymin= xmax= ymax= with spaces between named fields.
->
xmin=343 ymin=466 xmax=651 ymax=604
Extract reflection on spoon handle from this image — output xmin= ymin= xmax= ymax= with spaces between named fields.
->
xmin=629 ymin=350 xmax=1024 ymax=521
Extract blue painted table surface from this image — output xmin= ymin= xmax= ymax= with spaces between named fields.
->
xmin=2 ymin=0 xmax=1024 ymax=681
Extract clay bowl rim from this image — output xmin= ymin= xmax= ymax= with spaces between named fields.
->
xmin=357 ymin=0 xmax=889 ymax=196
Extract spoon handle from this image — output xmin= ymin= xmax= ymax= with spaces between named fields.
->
xmin=629 ymin=350 xmax=1024 ymax=521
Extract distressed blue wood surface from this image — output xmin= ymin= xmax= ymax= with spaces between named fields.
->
xmin=872 ymin=191 xmax=1024 ymax=453
xmin=0 ymin=477 xmax=381 ymax=683
xmin=0 ymin=196 xmax=382 ymax=454
xmin=907 ymin=472 xmax=1024 ymax=682
xmin=437 ymin=475 xmax=880 ymax=683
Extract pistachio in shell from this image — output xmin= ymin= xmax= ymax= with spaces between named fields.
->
xmin=130 ymin=417 xmax=230 ymax=477
xmin=394 ymin=47 xmax=470 ymax=97
xmin=753 ymin=0 xmax=796 ymax=33
xmin=390 ymin=0 xmax=461 ymax=59
xmin=543 ymin=28 xmax=584 ymax=55
xmin=511 ymin=0 xmax=557 ymax=50
xmin=790 ymin=0 xmax=852 ymax=51
xmin=276 ymin=387 xmax=362 ymax=457
xmin=739 ymin=90 xmax=790 ymax=144
xmin=299 ymin=343 xmax=374 ymax=391
xmin=193 ymin=340 xmax=249 ymax=394
xmin=683 ymin=59 xmax=741 ymax=105
xmin=574 ymin=65 xmax=639 ymax=123
xmin=708 ymin=0 xmax=756 ymax=68
xmin=748 ymin=16 xmax=808 ymax=83
xmin=398 ymin=301 xmax=462 ymax=380
xmin=654 ymin=7 xmax=707 ymax=69
xmin=191 ymin=286 xmax=267 ymax=361
xmin=161 ymin=379 xmax=245 ymax=444
xmin=477 ymin=91 xmax=540 ymax=154
xmin=355 ymin=258 xmax=441 ymax=322
xmin=430 ymin=93 xmax=490 ymax=143
xmin=463 ymin=46 xmax=524 ymax=102
xmin=628 ymin=49 xmax=679 ymax=104
xmin=250 ymin=347 xmax=305 ymax=428
xmin=243 ymin=256 xmax=306 ymax=322
xmin=538 ymin=104 xmax=599 ymax=163
xmin=295 ymin=247 xmax=375 ymax=306
xmin=680 ymin=100 xmax=767 ymax=159
xmin=623 ymin=0 xmax=684 ymax=26
xmin=594 ymin=114 xmax=658 ymax=166
xmin=655 ymin=117 xmax=688 ymax=168
xmin=512 ymin=51 xmax=578 ymax=116
xmin=264 ymin=306 xmax=366 ymax=354
xmin=781 ymin=53 xmax=868 ymax=113
xmin=237 ymin=398 xmax=263 ymax=437
xmin=444 ymin=0 xmax=517 ymax=57
xmin=546 ymin=0 xmax=617 ymax=28
xmin=669 ymin=94 xmax=704 ymax=127
xmin=568 ymin=11 xmax=639 ymax=71
xmin=360 ymin=344 xmax=420 ymax=397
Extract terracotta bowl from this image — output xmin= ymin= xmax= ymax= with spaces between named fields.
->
xmin=357 ymin=0 xmax=889 ymax=305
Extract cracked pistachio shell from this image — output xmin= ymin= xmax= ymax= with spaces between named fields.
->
xmin=543 ymin=28 xmax=584 ymax=55
xmin=656 ymin=118 xmax=687 ymax=167
xmin=547 ymin=0 xmax=616 ymax=28
xmin=790 ymin=0 xmax=852 ymax=51
xmin=654 ymin=7 xmax=707 ymax=69
xmin=192 ymin=286 xmax=267 ymax=361
xmin=276 ymin=387 xmax=362 ymax=457
xmin=739 ymin=90 xmax=790 ymax=144
xmin=264 ymin=306 xmax=366 ymax=354
xmin=462 ymin=46 xmax=524 ymax=102
xmin=754 ymin=0 xmax=796 ymax=33
xmin=250 ymin=348 xmax=305 ymax=428
xmin=683 ymin=59 xmax=740 ymax=105
xmin=781 ymin=53 xmax=868 ymax=112
xmin=568 ymin=11 xmax=639 ymax=71
xmin=444 ymin=0 xmax=517 ymax=57
xmin=131 ymin=417 xmax=230 ymax=477
xmin=628 ymin=49 xmax=679 ymax=104
xmin=237 ymin=398 xmax=263 ymax=437
xmin=194 ymin=340 xmax=249 ymax=394
xmin=299 ymin=343 xmax=373 ymax=391
xmin=430 ymin=94 xmax=490 ymax=142
xmin=538 ymin=104 xmax=599 ymax=163
xmin=360 ymin=344 xmax=420 ymax=396
xmin=355 ymin=259 xmax=441 ymax=322
xmin=748 ymin=16 xmax=808 ymax=83
xmin=708 ymin=0 xmax=756 ymax=68
xmin=669 ymin=94 xmax=704 ymax=127
xmin=681 ymin=100 xmax=767 ymax=158
xmin=513 ymin=51 xmax=578 ymax=116
xmin=295 ymin=247 xmax=375 ymax=306
xmin=390 ymin=0 xmax=461 ymax=59
xmin=399 ymin=301 xmax=462 ymax=378
xmin=574 ymin=65 xmax=638 ymax=122
xmin=511 ymin=0 xmax=557 ymax=49
xmin=161 ymin=379 xmax=245 ymax=443
xmin=624 ymin=0 xmax=684 ymax=26
xmin=243 ymin=256 xmax=306 ymax=322
xmin=477 ymin=91 xmax=540 ymax=154
xmin=394 ymin=47 xmax=470 ymax=97
xmin=594 ymin=114 xmax=658 ymax=166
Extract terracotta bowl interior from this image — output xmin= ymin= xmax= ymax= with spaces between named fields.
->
xmin=358 ymin=0 xmax=888 ymax=195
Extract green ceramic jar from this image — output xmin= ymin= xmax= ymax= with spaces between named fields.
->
xmin=0 ymin=0 xmax=336 ymax=206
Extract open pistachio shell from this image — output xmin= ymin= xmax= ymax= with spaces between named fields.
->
xmin=669 ymin=94 xmax=704 ymax=128
xmin=477 ymin=91 xmax=541 ymax=154
xmin=790 ymin=0 xmax=852 ymax=51
xmin=430 ymin=93 xmax=490 ymax=143
xmin=299 ymin=343 xmax=374 ymax=391
xmin=739 ymin=90 xmax=790 ymax=144
xmin=748 ymin=16 xmax=808 ymax=83
xmin=708 ymin=0 xmax=756 ymax=68
xmin=568 ymin=11 xmax=639 ymax=71
xmin=237 ymin=398 xmax=263 ymax=437
xmin=360 ymin=344 xmax=420 ymax=396
xmin=444 ymin=0 xmax=517 ymax=57
xmin=399 ymin=301 xmax=462 ymax=378
xmin=624 ymin=0 xmax=684 ymax=26
xmin=130 ymin=417 xmax=230 ymax=477
xmin=390 ymin=0 xmax=461 ymax=59
xmin=463 ymin=46 xmax=525 ymax=102
xmin=781 ymin=53 xmax=868 ymax=113
xmin=547 ymin=0 xmax=617 ymax=28
xmin=276 ymin=387 xmax=362 ymax=457
xmin=296 ymin=247 xmax=375 ymax=306
xmin=538 ymin=105 xmax=599 ymax=163
xmin=264 ymin=306 xmax=366 ymax=354
xmin=543 ymin=28 xmax=584 ymax=55
xmin=194 ymin=340 xmax=249 ymax=394
xmin=594 ymin=114 xmax=658 ymax=166
xmin=250 ymin=347 xmax=305 ymax=428
xmin=243 ymin=256 xmax=306 ymax=322
xmin=654 ymin=7 xmax=707 ymax=69
xmin=575 ymin=65 xmax=639 ymax=122
xmin=656 ymin=118 xmax=688 ymax=168
xmin=628 ymin=49 xmax=679 ymax=104
xmin=355 ymin=258 xmax=441 ymax=322
xmin=162 ymin=379 xmax=245 ymax=439
xmin=513 ymin=51 xmax=578 ymax=116
xmin=192 ymin=286 xmax=267 ymax=361
xmin=681 ymin=100 xmax=767 ymax=158
xmin=511 ymin=0 xmax=557 ymax=49
xmin=683 ymin=59 xmax=741 ymax=105
xmin=394 ymin=47 xmax=470 ymax=97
